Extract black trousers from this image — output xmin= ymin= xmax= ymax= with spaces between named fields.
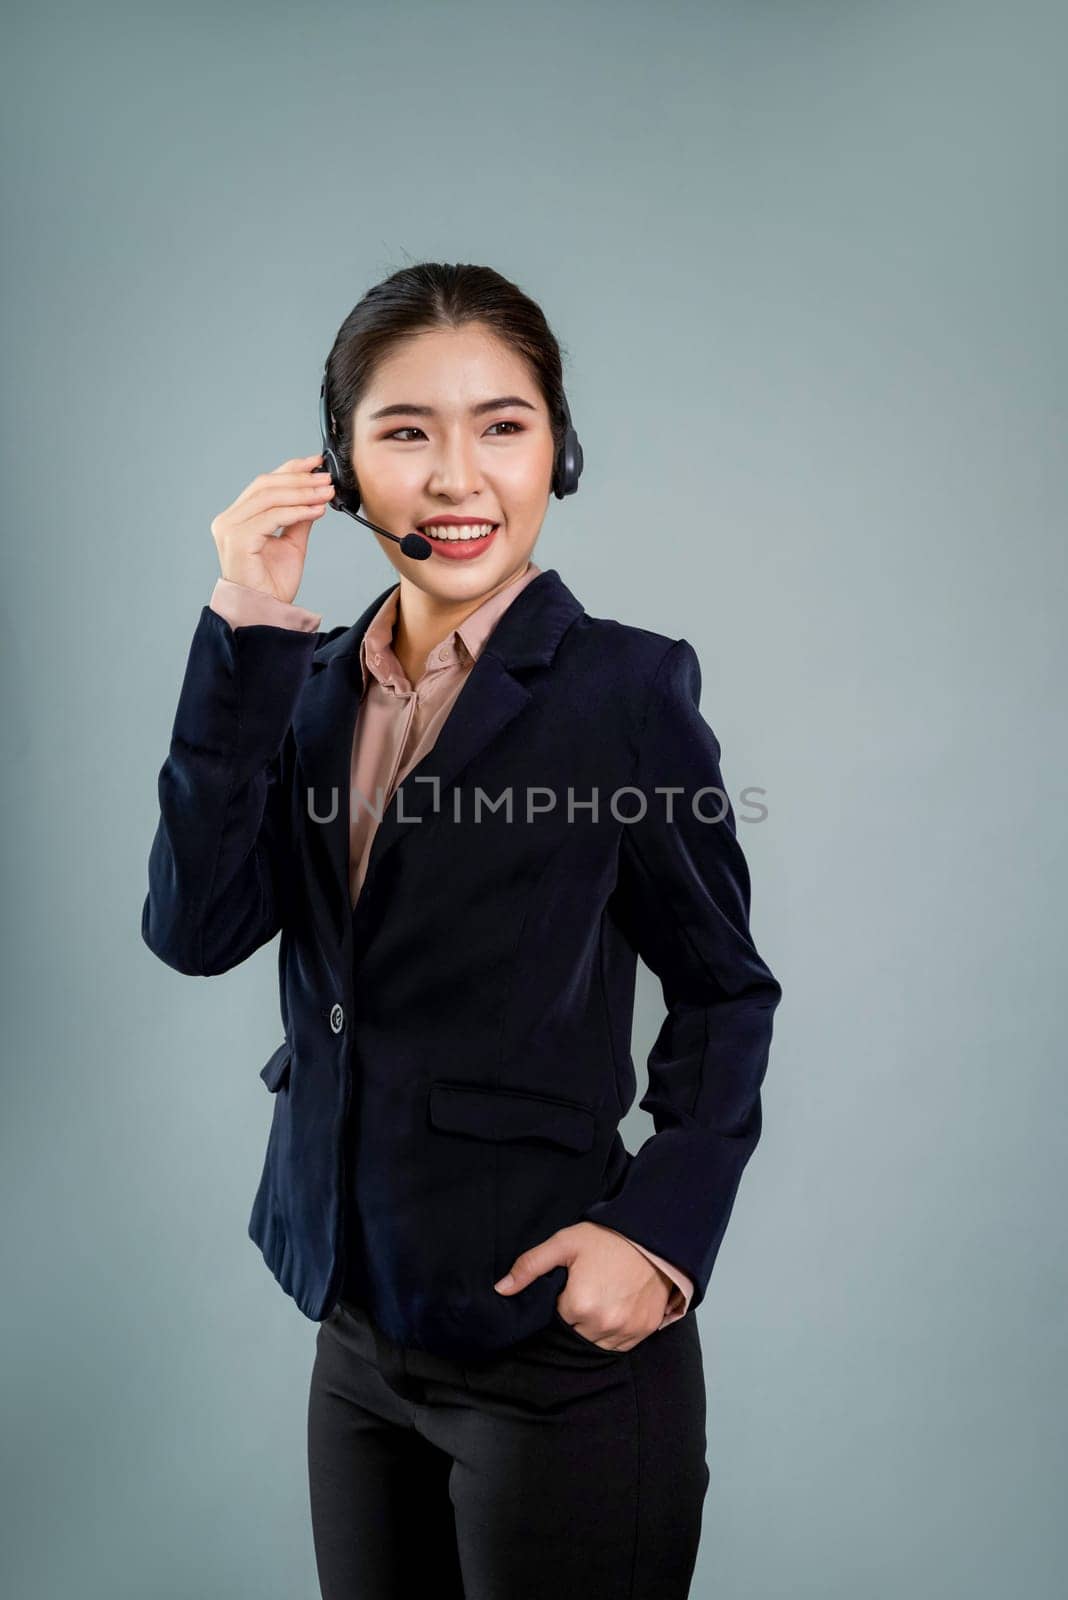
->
xmin=307 ymin=1296 xmax=710 ymax=1599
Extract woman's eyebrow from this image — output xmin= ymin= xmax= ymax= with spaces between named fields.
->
xmin=368 ymin=396 xmax=538 ymax=420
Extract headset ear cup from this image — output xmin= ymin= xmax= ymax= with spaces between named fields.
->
xmin=553 ymin=424 xmax=583 ymax=499
xmin=566 ymin=430 xmax=583 ymax=496
xmin=324 ymin=445 xmax=360 ymax=514
xmin=552 ymin=389 xmax=583 ymax=499
xmin=320 ymin=368 xmax=362 ymax=513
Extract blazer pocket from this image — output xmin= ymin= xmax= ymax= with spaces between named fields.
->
xmin=427 ymin=1081 xmax=595 ymax=1155
xmin=259 ymin=1041 xmax=292 ymax=1093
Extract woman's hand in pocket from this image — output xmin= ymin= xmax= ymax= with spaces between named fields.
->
xmin=493 ymin=1221 xmax=674 ymax=1352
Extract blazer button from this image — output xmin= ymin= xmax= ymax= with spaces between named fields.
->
xmin=329 ymin=1003 xmax=344 ymax=1034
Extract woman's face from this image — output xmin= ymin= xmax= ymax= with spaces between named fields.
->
xmin=348 ymin=322 xmax=557 ymax=603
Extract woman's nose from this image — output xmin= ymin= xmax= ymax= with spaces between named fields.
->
xmin=426 ymin=438 xmax=484 ymax=498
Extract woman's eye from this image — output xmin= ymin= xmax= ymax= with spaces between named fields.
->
xmin=384 ymin=421 xmax=524 ymax=442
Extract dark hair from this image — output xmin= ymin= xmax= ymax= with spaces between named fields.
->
xmin=323 ymin=262 xmax=571 ymax=497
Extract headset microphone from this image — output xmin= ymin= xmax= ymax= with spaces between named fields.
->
xmin=313 ymin=360 xmax=584 ymax=561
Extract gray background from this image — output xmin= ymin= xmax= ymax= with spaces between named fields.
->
xmin=3 ymin=1 xmax=1065 ymax=1596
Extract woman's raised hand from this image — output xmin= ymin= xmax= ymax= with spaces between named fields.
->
xmin=209 ymin=453 xmax=336 ymax=603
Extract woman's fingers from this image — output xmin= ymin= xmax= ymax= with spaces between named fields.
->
xmin=209 ymin=454 xmax=333 ymax=597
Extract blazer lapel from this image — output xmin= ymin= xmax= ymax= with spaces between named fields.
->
xmin=293 ymin=567 xmax=585 ymax=941
xmin=291 ymin=580 xmax=395 ymax=943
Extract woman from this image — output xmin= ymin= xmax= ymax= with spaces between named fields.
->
xmin=142 ymin=262 xmax=783 ymax=1599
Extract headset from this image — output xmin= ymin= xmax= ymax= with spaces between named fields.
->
xmin=312 ymin=361 xmax=584 ymax=560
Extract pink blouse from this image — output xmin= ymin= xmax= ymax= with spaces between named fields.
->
xmin=209 ymin=562 xmax=694 ymax=1330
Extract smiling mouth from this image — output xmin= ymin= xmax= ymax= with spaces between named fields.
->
xmin=417 ymin=521 xmax=499 ymax=542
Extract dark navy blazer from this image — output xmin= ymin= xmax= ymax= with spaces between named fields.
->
xmin=142 ymin=566 xmax=783 ymax=1359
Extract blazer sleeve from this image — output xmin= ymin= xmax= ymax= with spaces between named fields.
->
xmin=140 ymin=604 xmax=328 ymax=977
xmin=580 ymin=637 xmax=783 ymax=1311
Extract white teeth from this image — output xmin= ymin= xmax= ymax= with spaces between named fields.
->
xmin=421 ymin=522 xmax=497 ymax=541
